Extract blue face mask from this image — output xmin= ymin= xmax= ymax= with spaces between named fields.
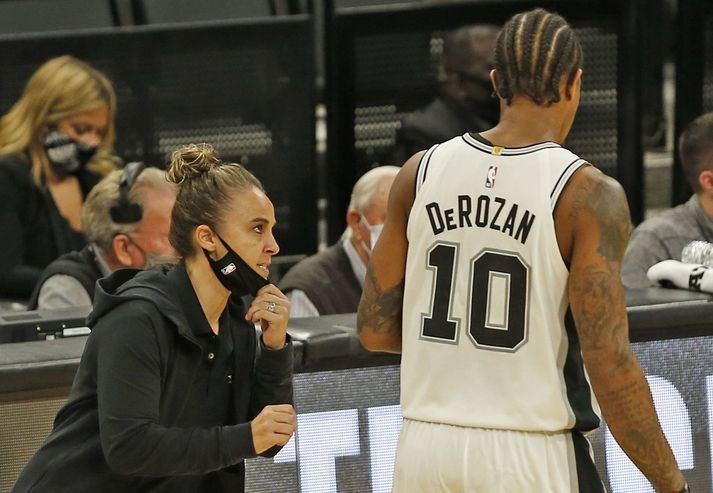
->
xmin=360 ymin=216 xmax=384 ymax=256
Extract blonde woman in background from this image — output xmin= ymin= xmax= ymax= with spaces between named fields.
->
xmin=0 ymin=55 xmax=118 ymax=300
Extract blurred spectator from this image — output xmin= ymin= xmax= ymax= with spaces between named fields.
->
xmin=281 ymin=166 xmax=399 ymax=317
xmin=0 ymin=55 xmax=118 ymax=300
xmin=622 ymin=112 xmax=713 ymax=288
xmin=28 ymin=164 xmax=177 ymax=309
xmin=392 ymin=24 xmax=499 ymax=163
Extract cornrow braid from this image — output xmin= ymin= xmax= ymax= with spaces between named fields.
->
xmin=494 ymin=8 xmax=582 ymax=105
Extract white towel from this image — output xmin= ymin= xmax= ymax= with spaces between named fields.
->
xmin=646 ymin=259 xmax=713 ymax=293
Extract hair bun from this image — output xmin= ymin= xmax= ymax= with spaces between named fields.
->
xmin=167 ymin=143 xmax=221 ymax=184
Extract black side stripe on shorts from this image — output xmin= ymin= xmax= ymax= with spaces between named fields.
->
xmin=571 ymin=430 xmax=606 ymax=493
xmin=563 ymin=308 xmax=600 ymax=431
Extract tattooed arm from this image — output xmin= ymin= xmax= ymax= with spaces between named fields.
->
xmin=357 ymin=153 xmax=422 ymax=353
xmin=557 ymin=166 xmax=685 ymax=493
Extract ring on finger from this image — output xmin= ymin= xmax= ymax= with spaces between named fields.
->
xmin=267 ymin=301 xmax=277 ymax=313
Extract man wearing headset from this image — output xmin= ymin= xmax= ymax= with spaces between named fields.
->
xmin=28 ymin=162 xmax=177 ymax=309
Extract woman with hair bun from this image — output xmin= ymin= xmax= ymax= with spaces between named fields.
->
xmin=0 ymin=55 xmax=119 ymax=300
xmin=13 ymin=144 xmax=295 ymax=493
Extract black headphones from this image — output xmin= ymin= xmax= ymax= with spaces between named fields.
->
xmin=110 ymin=161 xmax=147 ymax=224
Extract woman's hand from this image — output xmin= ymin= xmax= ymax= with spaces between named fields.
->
xmin=245 ymin=284 xmax=291 ymax=349
xmin=251 ymin=404 xmax=296 ymax=454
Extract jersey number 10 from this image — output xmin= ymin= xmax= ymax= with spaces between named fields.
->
xmin=421 ymin=243 xmax=529 ymax=351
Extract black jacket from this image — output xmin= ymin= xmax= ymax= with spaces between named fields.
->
xmin=27 ymin=245 xmax=104 ymax=310
xmin=0 ymin=153 xmax=100 ymax=299
xmin=12 ymin=264 xmax=294 ymax=493
xmin=392 ymin=95 xmax=497 ymax=164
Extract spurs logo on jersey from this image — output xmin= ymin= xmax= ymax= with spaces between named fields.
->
xmin=401 ymin=132 xmax=599 ymax=433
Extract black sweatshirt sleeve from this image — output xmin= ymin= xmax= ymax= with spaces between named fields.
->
xmin=249 ymin=333 xmax=294 ymax=458
xmin=93 ymin=301 xmax=258 ymax=477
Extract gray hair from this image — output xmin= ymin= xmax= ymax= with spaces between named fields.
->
xmin=81 ymin=167 xmax=176 ymax=251
xmin=348 ymin=165 xmax=400 ymax=213
xmin=343 ymin=165 xmax=399 ymax=239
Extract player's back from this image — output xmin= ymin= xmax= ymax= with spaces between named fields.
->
xmin=401 ymin=132 xmax=599 ymax=433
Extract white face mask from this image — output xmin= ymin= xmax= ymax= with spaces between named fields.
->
xmin=360 ymin=216 xmax=384 ymax=256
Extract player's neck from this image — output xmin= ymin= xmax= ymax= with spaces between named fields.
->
xmin=483 ymin=97 xmax=573 ymax=147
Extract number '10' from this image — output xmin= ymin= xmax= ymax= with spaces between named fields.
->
xmin=421 ymin=243 xmax=529 ymax=351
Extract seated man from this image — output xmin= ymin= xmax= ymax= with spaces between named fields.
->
xmin=28 ymin=163 xmax=177 ymax=309
xmin=622 ymin=112 xmax=713 ymax=288
xmin=280 ymin=166 xmax=398 ymax=317
xmin=392 ymin=24 xmax=500 ymax=163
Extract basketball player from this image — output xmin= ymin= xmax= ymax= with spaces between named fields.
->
xmin=357 ymin=8 xmax=688 ymax=493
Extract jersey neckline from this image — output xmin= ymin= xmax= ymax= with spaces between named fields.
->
xmin=463 ymin=132 xmax=562 ymax=155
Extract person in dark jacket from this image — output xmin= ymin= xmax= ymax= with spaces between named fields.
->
xmin=28 ymin=165 xmax=177 ymax=309
xmin=12 ymin=143 xmax=295 ymax=493
xmin=392 ymin=25 xmax=500 ymax=164
xmin=0 ymin=56 xmax=119 ymax=300
xmin=280 ymin=165 xmax=398 ymax=317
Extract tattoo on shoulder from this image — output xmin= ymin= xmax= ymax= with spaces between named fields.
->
xmin=590 ymin=181 xmax=631 ymax=261
xmin=357 ymin=264 xmax=405 ymax=336
xmin=569 ymin=173 xmax=631 ymax=262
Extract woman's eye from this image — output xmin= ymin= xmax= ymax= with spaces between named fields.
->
xmin=253 ymin=225 xmax=263 ymax=233
xmin=72 ymin=124 xmax=91 ymax=135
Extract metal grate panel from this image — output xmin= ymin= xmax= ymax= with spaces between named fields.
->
xmin=0 ymin=397 xmax=67 ymax=493
xmin=0 ymin=18 xmax=317 ymax=255
xmin=349 ymin=21 xmax=620 ymax=174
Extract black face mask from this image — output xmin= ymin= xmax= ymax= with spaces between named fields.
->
xmin=42 ymin=129 xmax=98 ymax=176
xmin=204 ymin=233 xmax=270 ymax=298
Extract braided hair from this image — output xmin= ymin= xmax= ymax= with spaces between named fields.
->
xmin=494 ymin=8 xmax=582 ymax=106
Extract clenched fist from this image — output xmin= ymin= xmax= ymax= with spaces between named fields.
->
xmin=251 ymin=404 xmax=296 ymax=454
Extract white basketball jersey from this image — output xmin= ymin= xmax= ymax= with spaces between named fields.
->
xmin=401 ymin=133 xmax=600 ymax=433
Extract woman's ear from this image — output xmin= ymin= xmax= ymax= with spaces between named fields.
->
xmin=195 ymin=225 xmax=217 ymax=254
